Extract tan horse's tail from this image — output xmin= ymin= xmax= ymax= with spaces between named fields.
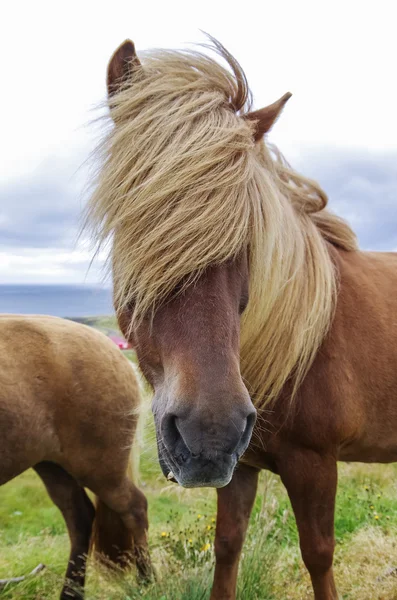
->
xmin=90 ymin=457 xmax=136 ymax=567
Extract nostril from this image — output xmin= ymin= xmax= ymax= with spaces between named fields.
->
xmin=161 ymin=413 xmax=179 ymax=448
xmin=240 ymin=410 xmax=256 ymax=450
xmin=247 ymin=410 xmax=257 ymax=431
xmin=160 ymin=413 xmax=191 ymax=465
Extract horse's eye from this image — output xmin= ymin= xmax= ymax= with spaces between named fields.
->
xmin=239 ymin=296 xmax=249 ymax=315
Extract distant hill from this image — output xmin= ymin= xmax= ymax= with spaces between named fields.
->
xmin=67 ymin=315 xmax=119 ymax=331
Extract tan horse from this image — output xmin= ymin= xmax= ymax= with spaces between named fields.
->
xmin=85 ymin=36 xmax=397 ymax=600
xmin=0 ymin=315 xmax=151 ymax=599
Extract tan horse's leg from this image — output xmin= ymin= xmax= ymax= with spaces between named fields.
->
xmin=34 ymin=462 xmax=95 ymax=600
xmin=210 ymin=464 xmax=259 ymax=600
xmin=90 ymin=476 xmax=152 ymax=580
xmin=278 ymin=450 xmax=338 ymax=600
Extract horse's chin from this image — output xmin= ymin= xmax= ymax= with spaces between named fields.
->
xmin=158 ymin=454 xmax=178 ymax=484
xmin=158 ymin=448 xmax=237 ymax=488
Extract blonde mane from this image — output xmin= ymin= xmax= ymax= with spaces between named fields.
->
xmin=85 ymin=39 xmax=357 ymax=409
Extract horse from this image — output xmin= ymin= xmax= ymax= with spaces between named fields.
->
xmin=84 ymin=36 xmax=397 ymax=600
xmin=0 ymin=315 xmax=152 ymax=599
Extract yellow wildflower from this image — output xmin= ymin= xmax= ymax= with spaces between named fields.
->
xmin=201 ymin=543 xmax=211 ymax=552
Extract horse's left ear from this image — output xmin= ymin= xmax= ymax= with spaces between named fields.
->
xmin=245 ymin=92 xmax=292 ymax=142
xmin=107 ymin=39 xmax=141 ymax=97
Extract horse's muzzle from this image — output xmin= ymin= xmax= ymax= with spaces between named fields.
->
xmin=157 ymin=408 xmax=256 ymax=488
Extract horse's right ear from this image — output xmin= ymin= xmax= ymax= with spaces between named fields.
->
xmin=244 ymin=93 xmax=292 ymax=141
xmin=107 ymin=40 xmax=141 ymax=97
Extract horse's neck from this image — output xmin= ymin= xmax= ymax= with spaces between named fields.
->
xmin=333 ymin=247 xmax=397 ymax=317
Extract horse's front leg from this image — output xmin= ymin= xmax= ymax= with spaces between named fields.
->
xmin=278 ymin=449 xmax=338 ymax=600
xmin=210 ymin=463 xmax=259 ymax=600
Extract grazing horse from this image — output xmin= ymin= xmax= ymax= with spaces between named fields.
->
xmin=0 ymin=315 xmax=151 ymax=599
xmin=85 ymin=36 xmax=397 ymax=600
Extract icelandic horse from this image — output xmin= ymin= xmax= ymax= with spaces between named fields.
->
xmin=0 ymin=315 xmax=152 ymax=598
xmin=85 ymin=37 xmax=397 ymax=599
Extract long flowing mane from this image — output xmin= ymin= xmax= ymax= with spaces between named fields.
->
xmin=85 ymin=38 xmax=357 ymax=408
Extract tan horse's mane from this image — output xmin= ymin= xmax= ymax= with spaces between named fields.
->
xmin=85 ymin=38 xmax=357 ymax=408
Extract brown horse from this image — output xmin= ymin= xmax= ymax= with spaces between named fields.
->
xmin=85 ymin=36 xmax=397 ymax=599
xmin=0 ymin=315 xmax=151 ymax=599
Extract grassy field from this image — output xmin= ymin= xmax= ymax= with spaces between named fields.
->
xmin=2 ymin=319 xmax=397 ymax=599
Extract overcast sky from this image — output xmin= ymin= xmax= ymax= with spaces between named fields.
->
xmin=0 ymin=0 xmax=396 ymax=284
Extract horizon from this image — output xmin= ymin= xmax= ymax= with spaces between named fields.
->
xmin=0 ymin=283 xmax=113 ymax=317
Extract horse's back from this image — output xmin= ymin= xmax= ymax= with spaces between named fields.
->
xmin=0 ymin=314 xmax=139 ymax=406
xmin=0 ymin=315 xmax=141 ymax=484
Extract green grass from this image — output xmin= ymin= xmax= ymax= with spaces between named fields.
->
xmin=3 ymin=462 xmax=397 ymax=599
xmin=3 ymin=449 xmax=397 ymax=599
xmin=2 ymin=318 xmax=397 ymax=598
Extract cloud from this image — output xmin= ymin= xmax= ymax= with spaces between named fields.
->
xmin=0 ymin=153 xmax=88 ymax=250
xmin=0 ymin=146 xmax=396 ymax=284
xmin=0 ymin=247 xmax=107 ymax=285
xmin=293 ymin=148 xmax=397 ymax=251
xmin=0 ymin=149 xmax=109 ymax=284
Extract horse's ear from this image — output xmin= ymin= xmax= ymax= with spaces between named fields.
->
xmin=107 ymin=39 xmax=141 ymax=97
xmin=245 ymin=92 xmax=292 ymax=141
